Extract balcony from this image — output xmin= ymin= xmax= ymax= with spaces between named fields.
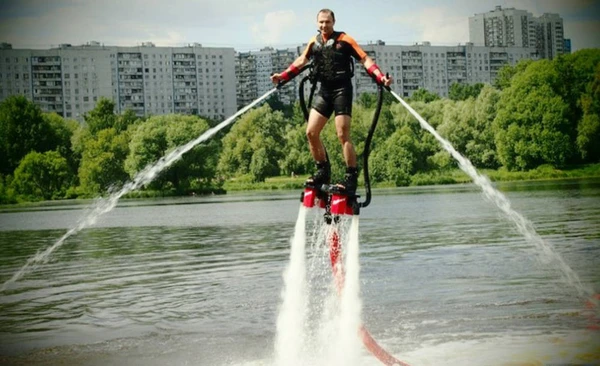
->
xmin=117 ymin=53 xmax=142 ymax=60
xmin=32 ymin=56 xmax=60 ymax=65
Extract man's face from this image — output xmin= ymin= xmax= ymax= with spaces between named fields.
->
xmin=317 ymin=12 xmax=334 ymax=36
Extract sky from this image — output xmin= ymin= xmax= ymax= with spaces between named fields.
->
xmin=0 ymin=0 xmax=599 ymax=52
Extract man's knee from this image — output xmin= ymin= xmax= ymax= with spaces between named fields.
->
xmin=336 ymin=129 xmax=349 ymax=143
xmin=306 ymin=127 xmax=319 ymax=141
xmin=335 ymin=116 xmax=351 ymax=142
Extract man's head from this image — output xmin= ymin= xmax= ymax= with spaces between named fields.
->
xmin=317 ymin=9 xmax=335 ymax=37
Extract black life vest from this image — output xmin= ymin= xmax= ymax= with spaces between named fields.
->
xmin=311 ymin=31 xmax=354 ymax=85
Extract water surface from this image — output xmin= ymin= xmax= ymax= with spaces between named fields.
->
xmin=0 ymin=180 xmax=599 ymax=365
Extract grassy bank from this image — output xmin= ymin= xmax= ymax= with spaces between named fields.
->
xmin=2 ymin=164 xmax=599 ymax=208
xmin=223 ymin=163 xmax=600 ymax=191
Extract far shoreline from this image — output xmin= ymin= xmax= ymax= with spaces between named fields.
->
xmin=1 ymin=164 xmax=599 ymax=208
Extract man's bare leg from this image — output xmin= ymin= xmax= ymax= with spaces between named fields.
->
xmin=306 ymin=109 xmax=329 ymax=162
xmin=334 ymin=114 xmax=356 ymax=167
xmin=306 ymin=109 xmax=331 ymax=185
xmin=334 ymin=114 xmax=358 ymax=193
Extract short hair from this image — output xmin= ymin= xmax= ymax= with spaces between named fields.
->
xmin=317 ymin=8 xmax=335 ymax=21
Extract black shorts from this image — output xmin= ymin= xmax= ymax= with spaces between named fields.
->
xmin=312 ymin=84 xmax=353 ymax=118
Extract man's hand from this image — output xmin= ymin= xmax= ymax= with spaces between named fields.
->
xmin=380 ymin=74 xmax=392 ymax=87
xmin=270 ymin=73 xmax=284 ymax=85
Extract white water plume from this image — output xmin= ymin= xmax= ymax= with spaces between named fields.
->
xmin=1 ymin=88 xmax=277 ymax=292
xmin=390 ymin=90 xmax=594 ymax=300
xmin=274 ymin=206 xmax=309 ymax=366
xmin=336 ymin=216 xmax=364 ymax=364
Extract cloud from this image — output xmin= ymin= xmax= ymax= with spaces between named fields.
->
xmin=251 ymin=10 xmax=299 ymax=46
xmin=385 ymin=6 xmax=468 ymax=45
xmin=1 ymin=0 xmax=597 ymax=51
xmin=501 ymin=0 xmax=598 ymax=17
xmin=0 ymin=0 xmax=277 ymax=48
xmin=383 ymin=0 xmax=600 ymax=49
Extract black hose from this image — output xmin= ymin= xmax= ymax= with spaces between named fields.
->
xmin=359 ymin=84 xmax=384 ymax=209
xmin=298 ymin=75 xmax=310 ymax=121
xmin=298 ymin=70 xmax=317 ymax=122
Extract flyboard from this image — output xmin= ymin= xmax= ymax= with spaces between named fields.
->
xmin=301 ymin=183 xmax=410 ymax=366
xmin=279 ymin=65 xmax=411 ymax=366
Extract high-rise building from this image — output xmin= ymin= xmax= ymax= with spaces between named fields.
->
xmin=469 ymin=6 xmax=537 ymax=48
xmin=0 ymin=42 xmax=237 ymax=121
xmin=235 ymin=47 xmax=301 ymax=110
xmin=469 ymin=6 xmax=565 ymax=60
xmin=361 ymin=42 xmax=537 ymax=98
xmin=270 ymin=48 xmax=303 ymax=105
xmin=235 ymin=41 xmax=538 ymax=103
xmin=235 ymin=51 xmax=258 ymax=110
xmin=535 ymin=13 xmax=565 ymax=59
xmin=3 ymin=3 xmax=569 ymax=119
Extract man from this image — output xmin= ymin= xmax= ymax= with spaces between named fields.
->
xmin=271 ymin=8 xmax=392 ymax=195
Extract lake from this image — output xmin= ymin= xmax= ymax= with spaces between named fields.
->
xmin=0 ymin=179 xmax=599 ymax=365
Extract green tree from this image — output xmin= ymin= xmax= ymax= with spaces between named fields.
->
xmin=448 ymin=82 xmax=484 ymax=101
xmin=357 ymin=92 xmax=379 ymax=109
xmin=71 ymin=123 xmax=92 ymax=170
xmin=0 ymin=96 xmax=56 ymax=175
xmin=494 ymin=60 xmax=573 ymax=170
xmin=368 ymin=101 xmax=441 ymax=186
xmin=84 ymin=98 xmax=138 ymax=135
xmin=470 ymin=85 xmax=501 ymax=168
xmin=84 ymin=98 xmax=118 ymax=135
xmin=494 ymin=59 xmax=533 ymax=90
xmin=438 ymin=85 xmax=500 ymax=169
xmin=577 ymin=64 xmax=600 ymax=161
xmin=250 ymin=147 xmax=277 ymax=182
xmin=564 ymin=49 xmax=600 ymax=92
xmin=0 ymin=175 xmax=17 ymax=204
xmin=125 ymin=114 xmax=218 ymax=193
xmin=217 ymin=105 xmax=286 ymax=179
xmin=43 ymin=112 xmax=80 ymax=179
xmin=279 ymin=123 xmax=313 ymax=176
xmin=266 ymin=94 xmax=294 ymax=118
xmin=370 ymin=126 xmax=418 ymax=186
xmin=409 ymin=88 xmax=440 ymax=103
xmin=12 ymin=151 xmax=71 ymax=200
xmin=78 ymin=128 xmax=130 ymax=195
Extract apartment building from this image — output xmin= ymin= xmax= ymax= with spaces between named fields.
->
xmin=1 ymin=4 xmax=566 ymax=117
xmin=235 ymin=47 xmax=300 ymax=110
xmin=469 ymin=6 xmax=565 ymax=60
xmin=234 ymin=51 xmax=258 ymax=110
xmin=0 ymin=42 xmax=237 ymax=121
xmin=235 ymin=38 xmax=539 ymax=102
xmin=361 ymin=41 xmax=537 ymax=98
xmin=536 ymin=13 xmax=565 ymax=59
xmin=469 ymin=6 xmax=537 ymax=48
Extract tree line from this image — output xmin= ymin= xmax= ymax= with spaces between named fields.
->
xmin=1 ymin=49 xmax=599 ymax=203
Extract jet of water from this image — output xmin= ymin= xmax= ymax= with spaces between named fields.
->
xmin=389 ymin=90 xmax=594 ymax=300
xmin=274 ymin=206 xmax=309 ymax=366
xmin=336 ymin=216 xmax=363 ymax=364
xmin=1 ymin=88 xmax=278 ymax=292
